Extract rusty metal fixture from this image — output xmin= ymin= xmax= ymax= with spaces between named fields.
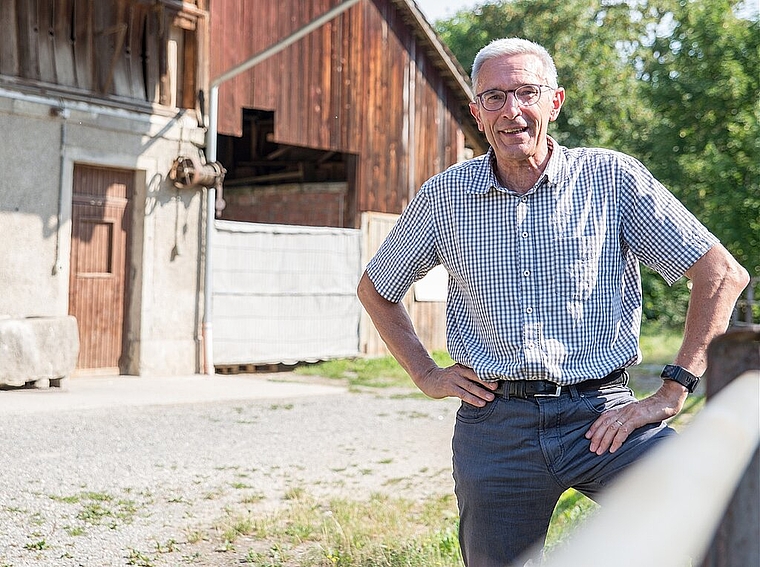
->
xmin=169 ymin=154 xmax=226 ymax=189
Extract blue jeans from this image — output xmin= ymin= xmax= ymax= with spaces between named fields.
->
xmin=452 ymin=383 xmax=675 ymax=566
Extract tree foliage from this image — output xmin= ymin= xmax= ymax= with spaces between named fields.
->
xmin=435 ymin=0 xmax=759 ymax=327
xmin=639 ymin=0 xmax=760 ymax=276
xmin=436 ymin=0 xmax=659 ymax=153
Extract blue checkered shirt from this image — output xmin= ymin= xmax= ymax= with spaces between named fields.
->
xmin=365 ymin=140 xmax=719 ymax=384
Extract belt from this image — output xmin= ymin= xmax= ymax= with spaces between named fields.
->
xmin=493 ymin=368 xmax=627 ymax=399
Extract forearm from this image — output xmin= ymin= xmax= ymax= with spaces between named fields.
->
xmin=674 ymin=244 xmax=750 ymax=376
xmin=357 ymin=271 xmax=439 ymax=385
xmin=617 ymin=245 xmax=749 ymax=437
xmin=587 ymin=246 xmax=747 ymax=454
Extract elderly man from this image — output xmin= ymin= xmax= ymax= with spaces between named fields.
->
xmin=357 ymin=37 xmax=749 ymax=566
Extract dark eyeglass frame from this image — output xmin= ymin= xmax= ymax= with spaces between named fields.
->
xmin=474 ymin=84 xmax=555 ymax=111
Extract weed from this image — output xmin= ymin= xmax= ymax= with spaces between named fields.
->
xmin=59 ymin=492 xmax=139 ymax=527
xmin=168 ymin=496 xmax=190 ymax=504
xmin=155 ymin=538 xmax=179 ymax=553
xmin=64 ymin=525 xmax=86 ymax=536
xmin=125 ymin=548 xmax=154 ymax=567
xmin=185 ymin=528 xmax=206 ymax=543
xmin=77 ymin=501 xmax=111 ymax=524
xmin=284 ymin=487 xmax=305 ymax=501
xmin=23 ymin=539 xmax=48 ymax=551
xmin=215 ymin=540 xmax=235 ymax=553
xmin=241 ymin=492 xmax=265 ymax=504
xmin=242 ymin=545 xmax=289 ymax=565
xmin=218 ymin=514 xmax=255 ymax=543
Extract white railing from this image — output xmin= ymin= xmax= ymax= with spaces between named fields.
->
xmin=533 ymin=370 xmax=758 ymax=567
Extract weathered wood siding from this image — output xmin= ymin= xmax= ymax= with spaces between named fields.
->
xmin=0 ymin=0 xmax=206 ymax=108
xmin=210 ymin=0 xmax=483 ymax=220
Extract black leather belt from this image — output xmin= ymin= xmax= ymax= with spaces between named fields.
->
xmin=493 ymin=368 xmax=627 ymax=399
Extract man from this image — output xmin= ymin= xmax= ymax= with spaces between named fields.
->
xmin=357 ymin=37 xmax=749 ymax=566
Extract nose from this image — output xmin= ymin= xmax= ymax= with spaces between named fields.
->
xmin=501 ymin=92 xmax=522 ymax=119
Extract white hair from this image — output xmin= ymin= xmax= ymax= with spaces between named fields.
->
xmin=471 ymin=38 xmax=559 ymax=92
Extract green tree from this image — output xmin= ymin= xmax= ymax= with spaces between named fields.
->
xmin=436 ymin=0 xmax=758 ymax=326
xmin=639 ymin=0 xmax=759 ymax=276
xmin=436 ymin=0 xmax=660 ymax=153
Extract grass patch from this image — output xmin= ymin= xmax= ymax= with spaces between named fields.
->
xmin=294 ymin=351 xmax=454 ymax=391
xmin=218 ymin=491 xmax=462 ymax=566
xmin=639 ymin=326 xmax=683 ymax=365
xmin=51 ymin=490 xmax=140 ymax=527
xmin=545 ymin=489 xmax=598 ymax=557
xmin=211 ymin=489 xmax=600 ymax=566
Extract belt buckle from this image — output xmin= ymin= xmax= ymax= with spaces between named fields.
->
xmin=534 ymin=384 xmax=561 ymax=398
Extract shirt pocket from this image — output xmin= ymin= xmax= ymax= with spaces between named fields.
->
xmin=551 ymin=235 xmax=603 ymax=301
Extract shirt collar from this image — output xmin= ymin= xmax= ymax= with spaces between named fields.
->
xmin=466 ymin=137 xmax=567 ymax=195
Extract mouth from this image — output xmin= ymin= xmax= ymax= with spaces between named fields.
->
xmin=502 ymin=126 xmax=528 ymax=135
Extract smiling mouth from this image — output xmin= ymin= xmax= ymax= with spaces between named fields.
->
xmin=503 ymin=127 xmax=528 ymax=135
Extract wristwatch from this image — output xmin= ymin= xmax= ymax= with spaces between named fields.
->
xmin=661 ymin=364 xmax=701 ymax=393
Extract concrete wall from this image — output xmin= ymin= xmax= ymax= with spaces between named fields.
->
xmin=0 ymin=88 xmax=207 ymax=376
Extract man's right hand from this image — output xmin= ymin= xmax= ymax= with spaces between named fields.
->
xmin=358 ymin=272 xmax=497 ymax=407
xmin=415 ymin=364 xmax=498 ymax=406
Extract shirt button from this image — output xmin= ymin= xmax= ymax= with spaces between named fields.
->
xmin=521 ymin=231 xmax=529 ymax=238
xmin=526 ymin=307 xmax=533 ymax=314
xmin=523 ymin=270 xmax=531 ymax=277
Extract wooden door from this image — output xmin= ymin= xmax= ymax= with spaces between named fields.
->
xmin=68 ymin=165 xmax=133 ymax=372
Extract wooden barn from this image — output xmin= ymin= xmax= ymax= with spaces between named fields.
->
xmin=209 ymin=0 xmax=486 ymax=228
xmin=0 ymin=0 xmax=485 ymax=379
xmin=206 ymin=0 xmax=486 ymax=365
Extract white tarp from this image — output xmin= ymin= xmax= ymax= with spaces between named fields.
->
xmin=213 ymin=220 xmax=362 ymax=365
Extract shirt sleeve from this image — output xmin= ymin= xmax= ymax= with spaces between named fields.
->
xmin=618 ymin=154 xmax=719 ymax=285
xmin=365 ymin=188 xmax=440 ymax=303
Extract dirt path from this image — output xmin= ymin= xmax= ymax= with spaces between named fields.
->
xmin=0 ymin=383 xmax=460 ymax=566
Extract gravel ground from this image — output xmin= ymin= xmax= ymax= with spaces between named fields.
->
xmin=0 ymin=377 xmax=460 ymax=566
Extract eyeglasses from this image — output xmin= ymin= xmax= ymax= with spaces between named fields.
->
xmin=475 ymin=84 xmax=555 ymax=111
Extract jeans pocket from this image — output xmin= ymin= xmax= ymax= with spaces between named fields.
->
xmin=456 ymin=399 xmax=499 ymax=424
xmin=579 ymin=386 xmax=636 ymax=416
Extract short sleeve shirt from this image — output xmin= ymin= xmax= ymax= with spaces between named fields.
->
xmin=365 ymin=140 xmax=719 ymax=384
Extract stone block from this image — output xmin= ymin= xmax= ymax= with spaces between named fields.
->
xmin=0 ymin=316 xmax=79 ymax=387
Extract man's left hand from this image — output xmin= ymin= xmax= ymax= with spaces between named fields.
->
xmin=585 ymin=380 xmax=688 ymax=454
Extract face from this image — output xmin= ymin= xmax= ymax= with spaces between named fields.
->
xmin=469 ymin=53 xmax=564 ymax=167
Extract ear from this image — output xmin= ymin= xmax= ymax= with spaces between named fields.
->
xmin=469 ymin=101 xmax=485 ymax=132
xmin=550 ymin=87 xmax=565 ymax=122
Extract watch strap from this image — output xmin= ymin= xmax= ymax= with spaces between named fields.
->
xmin=661 ymin=364 xmax=700 ymax=393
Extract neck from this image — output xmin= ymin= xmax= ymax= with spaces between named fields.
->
xmin=494 ymin=139 xmax=553 ymax=194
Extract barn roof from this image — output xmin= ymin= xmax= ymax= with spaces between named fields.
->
xmin=392 ymin=0 xmax=485 ymax=152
